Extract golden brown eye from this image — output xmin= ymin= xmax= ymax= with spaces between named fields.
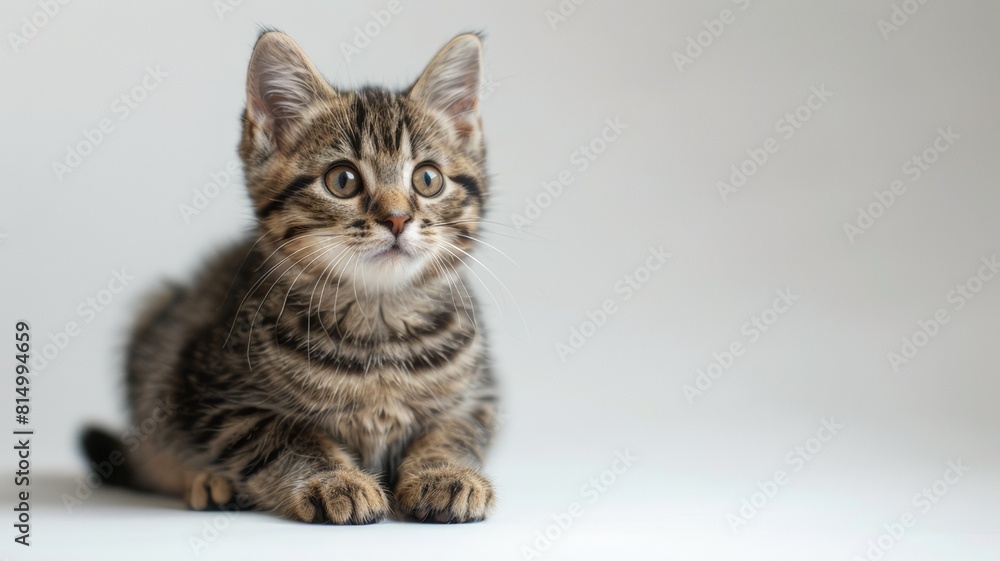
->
xmin=323 ymin=164 xmax=362 ymax=198
xmin=412 ymin=163 xmax=444 ymax=197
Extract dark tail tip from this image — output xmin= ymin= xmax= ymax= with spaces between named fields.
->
xmin=80 ymin=426 xmax=135 ymax=488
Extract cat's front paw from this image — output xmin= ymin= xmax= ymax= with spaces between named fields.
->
xmin=283 ymin=468 xmax=388 ymax=524
xmin=395 ymin=465 xmax=495 ymax=523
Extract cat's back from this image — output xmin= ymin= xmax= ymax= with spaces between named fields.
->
xmin=126 ymin=239 xmax=258 ymax=410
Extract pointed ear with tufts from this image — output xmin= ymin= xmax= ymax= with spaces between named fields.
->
xmin=245 ymin=31 xmax=332 ymax=152
xmin=409 ymin=34 xmax=484 ymax=153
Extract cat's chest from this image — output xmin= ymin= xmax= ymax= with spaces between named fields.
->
xmin=324 ymin=391 xmax=420 ymax=472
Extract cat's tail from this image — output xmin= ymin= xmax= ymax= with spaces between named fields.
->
xmin=79 ymin=426 xmax=141 ymax=489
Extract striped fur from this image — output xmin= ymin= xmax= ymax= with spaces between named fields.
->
xmin=120 ymin=31 xmax=498 ymax=524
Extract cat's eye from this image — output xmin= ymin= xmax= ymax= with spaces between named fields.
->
xmin=412 ymin=163 xmax=444 ymax=197
xmin=323 ymin=164 xmax=362 ymax=198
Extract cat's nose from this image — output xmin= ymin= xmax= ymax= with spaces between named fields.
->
xmin=381 ymin=213 xmax=412 ymax=236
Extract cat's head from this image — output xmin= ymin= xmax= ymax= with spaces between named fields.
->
xmin=238 ymin=31 xmax=487 ymax=290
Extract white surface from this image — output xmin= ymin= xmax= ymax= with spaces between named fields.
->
xmin=2 ymin=0 xmax=1000 ymax=559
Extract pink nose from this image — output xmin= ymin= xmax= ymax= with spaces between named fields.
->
xmin=382 ymin=213 xmax=412 ymax=236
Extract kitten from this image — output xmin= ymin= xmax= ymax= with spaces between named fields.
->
xmin=83 ymin=30 xmax=498 ymax=524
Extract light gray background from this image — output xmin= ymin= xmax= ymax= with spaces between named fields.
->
xmin=2 ymin=0 xmax=999 ymax=560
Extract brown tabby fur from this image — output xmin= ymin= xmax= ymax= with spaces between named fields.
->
xmin=86 ymin=30 xmax=499 ymax=524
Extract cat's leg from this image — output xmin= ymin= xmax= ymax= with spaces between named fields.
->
xmin=394 ymin=404 xmax=497 ymax=523
xmin=207 ymin=413 xmax=389 ymax=524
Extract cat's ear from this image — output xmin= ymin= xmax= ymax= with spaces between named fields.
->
xmin=245 ymin=31 xmax=332 ymax=152
xmin=409 ymin=34 xmax=483 ymax=152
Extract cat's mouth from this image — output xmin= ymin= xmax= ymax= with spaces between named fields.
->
xmin=369 ymin=241 xmax=410 ymax=261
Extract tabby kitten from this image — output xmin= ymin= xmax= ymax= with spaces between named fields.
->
xmin=85 ymin=31 xmax=498 ymax=524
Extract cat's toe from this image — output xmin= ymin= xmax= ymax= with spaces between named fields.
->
xmin=185 ymin=472 xmax=233 ymax=511
xmin=396 ymin=465 xmax=494 ymax=523
xmin=286 ymin=468 xmax=389 ymax=524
